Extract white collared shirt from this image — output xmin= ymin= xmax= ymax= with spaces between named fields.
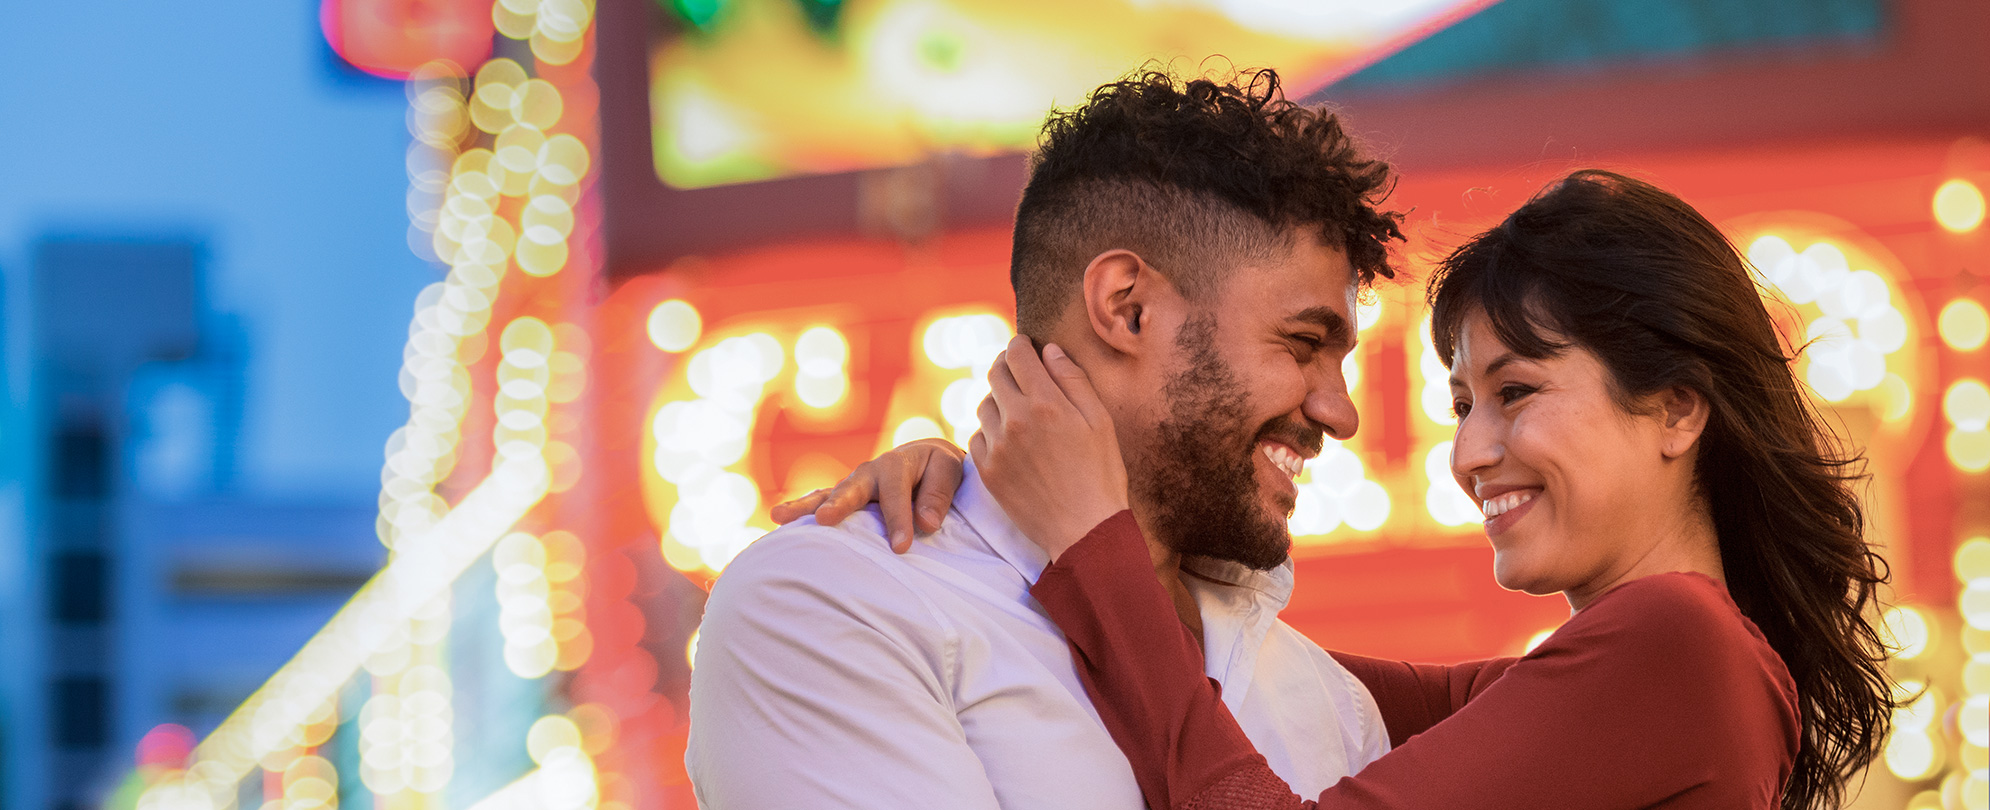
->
xmin=687 ymin=459 xmax=1388 ymax=809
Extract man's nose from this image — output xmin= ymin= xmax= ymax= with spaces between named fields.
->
xmin=1304 ymin=370 xmax=1359 ymax=442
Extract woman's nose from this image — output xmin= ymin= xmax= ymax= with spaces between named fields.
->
xmin=1450 ymin=412 xmax=1502 ymax=478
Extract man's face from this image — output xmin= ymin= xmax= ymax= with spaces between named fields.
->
xmin=1128 ymin=228 xmax=1362 ymax=570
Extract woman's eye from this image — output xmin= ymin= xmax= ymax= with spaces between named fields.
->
xmin=1497 ymin=384 xmax=1537 ymax=404
xmin=1451 ymin=399 xmax=1471 ymax=419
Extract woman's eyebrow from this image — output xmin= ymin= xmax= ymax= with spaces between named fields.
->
xmin=1449 ymin=352 xmax=1520 ymax=388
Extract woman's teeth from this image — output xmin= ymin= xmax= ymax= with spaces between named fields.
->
xmin=1481 ymin=490 xmax=1535 ymax=520
xmin=1261 ymin=443 xmax=1304 ymax=479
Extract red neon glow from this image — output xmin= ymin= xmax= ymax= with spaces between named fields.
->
xmin=321 ymin=0 xmax=493 ymax=79
xmin=135 ymin=723 xmax=197 ymax=770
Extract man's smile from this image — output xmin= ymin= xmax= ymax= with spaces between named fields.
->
xmin=1259 ymin=440 xmax=1307 ymax=479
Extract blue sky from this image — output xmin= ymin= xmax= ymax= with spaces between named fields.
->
xmin=1 ymin=0 xmax=429 ymax=499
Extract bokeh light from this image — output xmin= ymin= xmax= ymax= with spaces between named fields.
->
xmin=922 ymin=314 xmax=1012 ymax=444
xmin=653 ymin=332 xmax=788 ymax=572
xmin=1886 ymin=680 xmax=1944 ymax=780
xmin=1941 ymin=298 xmax=1989 ymax=352
xmin=793 ymin=326 xmax=851 ymax=409
xmin=132 ymin=4 xmax=595 ymax=808
xmin=1423 ymin=442 xmax=1481 ymax=527
xmin=1745 ymin=234 xmax=1913 ymax=409
xmin=646 ymin=300 xmax=702 ymax=352
xmin=1935 ymin=178 xmax=1986 ymax=233
xmin=1964 ymin=580 xmax=1990 ymax=631
xmin=1945 ymin=379 xmax=1990 ymax=472
xmin=1416 ymin=315 xmax=1455 ymax=425
xmin=1957 ymin=537 xmax=1990 ymax=581
xmin=1882 ymin=605 xmax=1932 ymax=659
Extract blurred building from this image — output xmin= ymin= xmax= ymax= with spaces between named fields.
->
xmin=5 ymin=238 xmax=395 ymax=810
xmin=5 ymin=0 xmax=1985 ymax=809
xmin=31 ymin=237 xmax=208 ymax=806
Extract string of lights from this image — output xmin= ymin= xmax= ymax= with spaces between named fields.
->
xmin=135 ymin=0 xmax=600 ymax=806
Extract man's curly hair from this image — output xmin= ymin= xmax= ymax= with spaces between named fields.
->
xmin=1010 ymin=68 xmax=1404 ymax=337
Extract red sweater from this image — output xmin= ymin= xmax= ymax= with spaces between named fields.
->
xmin=1032 ymin=511 xmax=1801 ymax=810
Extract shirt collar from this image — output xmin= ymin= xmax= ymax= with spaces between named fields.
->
xmin=1181 ymin=554 xmax=1296 ymax=609
xmin=952 ymin=454 xmax=1301 ymax=606
xmin=951 ymin=456 xmax=1053 ymax=586
xmin=1179 ymin=554 xmax=1296 ymax=708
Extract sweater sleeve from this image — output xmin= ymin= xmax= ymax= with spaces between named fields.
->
xmin=1032 ymin=511 xmax=1268 ymax=810
xmin=1324 ymin=652 xmax=1518 ymax=747
xmin=1032 ymin=513 xmax=1799 ymax=810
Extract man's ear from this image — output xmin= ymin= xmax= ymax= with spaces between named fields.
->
xmin=1081 ymin=249 xmax=1175 ymax=355
xmin=1658 ymin=386 xmax=1711 ymax=460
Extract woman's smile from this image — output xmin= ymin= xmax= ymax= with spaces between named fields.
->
xmin=1479 ymin=487 xmax=1539 ymax=535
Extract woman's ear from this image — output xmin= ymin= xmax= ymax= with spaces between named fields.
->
xmin=1659 ymin=386 xmax=1711 ymax=460
xmin=1081 ymin=250 xmax=1170 ymax=355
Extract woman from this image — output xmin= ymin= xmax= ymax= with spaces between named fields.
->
xmin=775 ymin=171 xmax=1893 ymax=809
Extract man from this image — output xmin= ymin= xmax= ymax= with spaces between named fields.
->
xmin=686 ymin=68 xmax=1405 ymax=809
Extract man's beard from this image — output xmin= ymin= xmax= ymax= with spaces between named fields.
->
xmin=1133 ymin=316 xmax=1319 ymax=571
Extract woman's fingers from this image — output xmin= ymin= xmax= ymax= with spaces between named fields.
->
xmin=911 ymin=447 xmax=966 ymax=538
xmin=810 ymin=467 xmax=879 ymax=527
xmin=986 ymin=351 xmax=1028 ymax=420
xmin=868 ymin=456 xmax=923 ymax=553
xmin=963 ymin=340 xmax=1129 ymax=562
xmin=778 ymin=438 xmax=971 ymax=552
xmin=967 ymin=429 xmax=991 ymax=471
xmin=1040 ymin=343 xmax=1112 ymax=430
xmin=1003 ymin=335 xmax=1066 ymax=406
xmin=976 ymin=392 xmax=1004 ymax=445
xmin=770 ymin=488 xmax=832 ymax=525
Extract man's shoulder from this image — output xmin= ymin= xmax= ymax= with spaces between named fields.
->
xmin=704 ymin=509 xmax=943 ymax=629
xmin=725 ymin=508 xmax=890 ymax=571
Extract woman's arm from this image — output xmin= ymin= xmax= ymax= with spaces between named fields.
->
xmin=1034 ymin=511 xmax=1304 ymax=810
xmin=1325 ymin=653 xmax=1517 ymax=748
xmin=1037 ymin=514 xmax=1791 ymax=810
xmin=769 ymin=443 xmax=1519 ymax=752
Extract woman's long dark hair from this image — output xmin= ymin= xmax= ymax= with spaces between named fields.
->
xmin=1427 ymin=171 xmax=1893 ymax=809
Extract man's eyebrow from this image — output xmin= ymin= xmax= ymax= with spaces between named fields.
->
xmin=1449 ymin=352 xmax=1520 ymax=388
xmin=1288 ymin=306 xmax=1354 ymax=348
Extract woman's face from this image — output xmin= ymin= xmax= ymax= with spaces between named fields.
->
xmin=1447 ymin=310 xmax=1699 ymax=604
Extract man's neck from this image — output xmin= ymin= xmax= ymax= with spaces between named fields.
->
xmin=1132 ymin=509 xmax=1204 ymax=647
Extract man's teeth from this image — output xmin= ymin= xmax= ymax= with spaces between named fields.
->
xmin=1481 ymin=491 xmax=1536 ymax=520
xmin=1261 ymin=443 xmax=1304 ymax=479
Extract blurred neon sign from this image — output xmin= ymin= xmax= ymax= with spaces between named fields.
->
xmin=322 ymin=0 xmax=495 ymax=79
xmin=646 ymin=0 xmax=1496 ymax=188
xmin=612 ymin=208 xmax=1936 ymax=579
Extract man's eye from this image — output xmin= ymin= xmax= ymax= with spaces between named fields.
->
xmin=1498 ymin=384 xmax=1537 ymax=404
xmin=1288 ymin=334 xmax=1326 ymax=359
